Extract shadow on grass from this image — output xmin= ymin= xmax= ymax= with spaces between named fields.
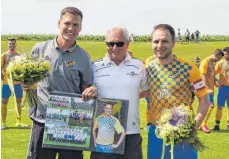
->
xmin=210 ymin=130 xmax=229 ymax=133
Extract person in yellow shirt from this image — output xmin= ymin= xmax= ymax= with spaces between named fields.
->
xmin=199 ymin=49 xmax=224 ymax=133
xmin=92 ymin=103 xmax=125 ymax=154
xmin=145 ymin=24 xmax=210 ymax=159
xmin=1 ymin=38 xmax=28 ymax=130
xmin=212 ymin=47 xmax=229 ymax=131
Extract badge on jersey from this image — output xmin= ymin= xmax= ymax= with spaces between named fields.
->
xmin=66 ymin=60 xmax=76 ymax=69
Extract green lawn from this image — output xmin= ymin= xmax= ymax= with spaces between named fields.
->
xmin=1 ymin=41 xmax=229 ymax=159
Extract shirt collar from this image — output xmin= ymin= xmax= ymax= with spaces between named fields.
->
xmin=103 ymin=52 xmax=132 ymax=65
xmin=53 ymin=37 xmax=77 ymax=53
xmin=154 ymin=54 xmax=178 ymax=65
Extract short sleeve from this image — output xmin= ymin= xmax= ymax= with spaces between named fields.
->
xmin=82 ymin=54 xmax=93 ymax=86
xmin=31 ymin=44 xmax=41 ymax=59
xmin=114 ymin=117 xmax=124 ymax=134
xmin=215 ymin=61 xmax=221 ymax=75
xmin=93 ymin=117 xmax=98 ymax=130
xmin=140 ymin=62 xmax=149 ymax=92
xmin=199 ymin=59 xmax=208 ymax=75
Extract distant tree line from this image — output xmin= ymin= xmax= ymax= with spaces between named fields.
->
xmin=1 ymin=34 xmax=229 ymax=42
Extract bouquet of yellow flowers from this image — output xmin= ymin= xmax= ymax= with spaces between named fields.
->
xmin=155 ymin=105 xmax=207 ymax=159
xmin=7 ymin=55 xmax=51 ymax=108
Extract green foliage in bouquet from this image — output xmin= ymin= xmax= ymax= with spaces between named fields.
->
xmin=7 ymin=55 xmax=51 ymax=107
xmin=155 ymin=105 xmax=208 ymax=159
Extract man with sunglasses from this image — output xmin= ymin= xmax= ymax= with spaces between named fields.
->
xmin=91 ymin=25 xmax=148 ymax=159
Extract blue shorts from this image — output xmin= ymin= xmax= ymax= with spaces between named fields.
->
xmin=208 ymin=93 xmax=214 ymax=103
xmin=2 ymin=84 xmax=23 ymax=99
xmin=217 ymin=86 xmax=229 ymax=107
xmin=148 ymin=124 xmax=197 ymax=159
xmin=96 ymin=144 xmax=113 ymax=153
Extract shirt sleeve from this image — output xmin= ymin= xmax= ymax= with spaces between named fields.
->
xmin=93 ymin=117 xmax=98 ymax=131
xmin=114 ymin=117 xmax=124 ymax=134
xmin=82 ymin=53 xmax=93 ymax=86
xmin=199 ymin=59 xmax=207 ymax=75
xmin=215 ymin=61 xmax=221 ymax=75
xmin=189 ymin=62 xmax=207 ymax=98
xmin=140 ymin=62 xmax=149 ymax=92
xmin=31 ymin=44 xmax=41 ymax=59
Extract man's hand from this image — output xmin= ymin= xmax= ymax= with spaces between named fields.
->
xmin=195 ymin=94 xmax=210 ymax=128
xmin=112 ymin=144 xmax=119 ymax=149
xmin=21 ymin=83 xmax=33 ymax=92
xmin=82 ymin=86 xmax=97 ymax=101
xmin=209 ymin=102 xmax=214 ymax=108
xmin=207 ymin=90 xmax=214 ymax=94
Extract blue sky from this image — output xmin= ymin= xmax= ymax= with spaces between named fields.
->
xmin=1 ymin=0 xmax=229 ymax=35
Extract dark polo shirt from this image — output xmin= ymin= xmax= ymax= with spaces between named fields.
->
xmin=29 ymin=38 xmax=92 ymax=123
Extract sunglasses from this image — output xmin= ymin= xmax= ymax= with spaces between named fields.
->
xmin=106 ymin=41 xmax=125 ymax=47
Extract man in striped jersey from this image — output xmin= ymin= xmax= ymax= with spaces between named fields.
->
xmin=1 ymin=38 xmax=28 ymax=130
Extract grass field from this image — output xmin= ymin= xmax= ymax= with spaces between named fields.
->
xmin=1 ymin=41 xmax=229 ymax=159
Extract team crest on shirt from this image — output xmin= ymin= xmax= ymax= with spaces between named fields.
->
xmin=66 ymin=60 xmax=76 ymax=69
xmin=126 ymin=71 xmax=139 ymax=77
xmin=157 ymin=83 xmax=171 ymax=100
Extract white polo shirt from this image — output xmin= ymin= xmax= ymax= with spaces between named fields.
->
xmin=92 ymin=53 xmax=148 ymax=134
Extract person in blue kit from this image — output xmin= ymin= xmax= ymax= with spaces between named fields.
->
xmin=145 ymin=24 xmax=210 ymax=159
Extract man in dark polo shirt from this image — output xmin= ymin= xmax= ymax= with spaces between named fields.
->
xmin=24 ymin=7 xmax=97 ymax=159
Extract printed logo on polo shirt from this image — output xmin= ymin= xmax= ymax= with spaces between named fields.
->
xmin=66 ymin=60 xmax=76 ymax=69
xmin=126 ymin=71 xmax=139 ymax=77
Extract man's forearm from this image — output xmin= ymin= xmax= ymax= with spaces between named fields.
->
xmin=139 ymin=90 xmax=149 ymax=99
xmin=202 ymin=75 xmax=212 ymax=92
xmin=195 ymin=94 xmax=210 ymax=128
xmin=92 ymin=130 xmax=97 ymax=144
xmin=116 ymin=131 xmax=125 ymax=146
